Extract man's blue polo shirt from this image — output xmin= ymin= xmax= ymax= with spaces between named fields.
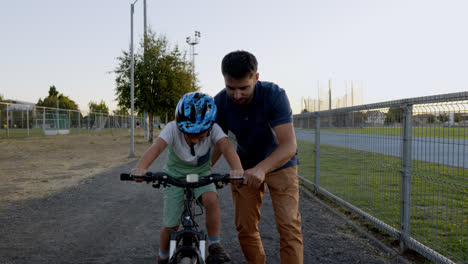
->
xmin=214 ymin=81 xmax=299 ymax=171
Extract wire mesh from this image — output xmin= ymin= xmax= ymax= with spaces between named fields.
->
xmin=294 ymin=94 xmax=468 ymax=263
xmin=0 ymin=102 xmax=157 ymax=138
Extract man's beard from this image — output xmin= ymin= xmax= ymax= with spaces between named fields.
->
xmin=229 ymin=94 xmax=253 ymax=105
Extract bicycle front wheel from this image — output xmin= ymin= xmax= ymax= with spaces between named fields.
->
xmin=179 ymin=257 xmax=193 ymax=264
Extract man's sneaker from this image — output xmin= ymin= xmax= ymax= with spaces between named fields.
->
xmin=206 ymin=242 xmax=231 ymax=263
xmin=157 ymin=256 xmax=169 ymax=264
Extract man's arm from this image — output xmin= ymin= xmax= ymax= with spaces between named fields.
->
xmin=244 ymin=122 xmax=296 ymax=188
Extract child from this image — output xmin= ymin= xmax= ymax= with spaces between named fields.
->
xmin=131 ymin=92 xmax=243 ymax=264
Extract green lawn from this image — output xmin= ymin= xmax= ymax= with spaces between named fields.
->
xmin=297 ymin=127 xmax=468 ymax=140
xmin=297 ymin=140 xmax=467 ymax=262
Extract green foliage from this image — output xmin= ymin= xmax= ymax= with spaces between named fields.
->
xmin=301 ymin=108 xmax=309 ymax=113
xmin=114 ymin=30 xmax=196 ymax=118
xmin=36 ymin=85 xmax=79 ymax=110
xmin=0 ymin=94 xmax=4 ymax=102
xmin=384 ymin=106 xmax=403 ymax=124
xmin=88 ymin=100 xmax=109 ymax=114
xmin=427 ymin=115 xmax=436 ymax=123
xmin=438 ymin=113 xmax=449 ymax=122
xmin=112 ymin=107 xmax=129 ymax=116
xmin=114 ymin=29 xmax=197 ymax=142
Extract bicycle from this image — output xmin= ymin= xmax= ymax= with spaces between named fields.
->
xmin=120 ymin=172 xmax=243 ymax=264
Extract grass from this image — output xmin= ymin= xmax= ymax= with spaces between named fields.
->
xmin=297 ymin=139 xmax=468 ymax=263
xmin=0 ymin=128 xmax=142 ymax=138
xmin=297 ymin=127 xmax=468 ymax=140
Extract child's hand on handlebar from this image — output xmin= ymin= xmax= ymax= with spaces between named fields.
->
xmin=130 ymin=168 xmax=147 ymax=182
xmin=229 ymin=169 xmax=245 ymax=186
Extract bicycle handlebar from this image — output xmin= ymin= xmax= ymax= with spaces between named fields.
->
xmin=120 ymin=172 xmax=244 ymax=189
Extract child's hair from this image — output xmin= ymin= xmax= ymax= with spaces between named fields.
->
xmin=175 ymin=92 xmax=217 ymax=134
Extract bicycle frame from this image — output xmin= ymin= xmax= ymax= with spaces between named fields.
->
xmin=168 ymin=186 xmax=206 ymax=263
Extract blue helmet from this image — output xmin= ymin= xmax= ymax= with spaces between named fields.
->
xmin=175 ymin=92 xmax=217 ymax=134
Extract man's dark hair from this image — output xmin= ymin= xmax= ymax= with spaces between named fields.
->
xmin=221 ymin=50 xmax=258 ymax=79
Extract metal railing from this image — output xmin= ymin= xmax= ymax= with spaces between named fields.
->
xmin=0 ymin=102 xmax=156 ymax=138
xmin=294 ymin=92 xmax=468 ymax=263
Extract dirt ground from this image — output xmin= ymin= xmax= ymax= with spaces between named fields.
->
xmin=0 ymin=129 xmax=153 ymax=207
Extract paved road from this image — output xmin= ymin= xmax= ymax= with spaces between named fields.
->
xmin=0 ymin=150 xmax=403 ymax=264
xmin=295 ymin=129 xmax=468 ymax=168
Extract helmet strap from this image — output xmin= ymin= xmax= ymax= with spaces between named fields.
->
xmin=190 ymin=143 xmax=196 ymax=156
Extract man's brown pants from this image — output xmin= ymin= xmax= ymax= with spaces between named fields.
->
xmin=231 ymin=165 xmax=303 ymax=264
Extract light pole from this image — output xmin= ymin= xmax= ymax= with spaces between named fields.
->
xmin=186 ymin=31 xmax=201 ymax=71
xmin=143 ymin=0 xmax=148 ymax=140
xmin=129 ymin=0 xmax=139 ymax=158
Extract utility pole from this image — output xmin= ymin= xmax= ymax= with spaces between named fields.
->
xmin=129 ymin=0 xmax=139 ymax=158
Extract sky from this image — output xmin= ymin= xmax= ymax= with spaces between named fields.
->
xmin=1 ymin=0 xmax=467 ymax=114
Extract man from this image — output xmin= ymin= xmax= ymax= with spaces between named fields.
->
xmin=212 ymin=50 xmax=303 ymax=264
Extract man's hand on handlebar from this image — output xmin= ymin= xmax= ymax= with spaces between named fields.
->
xmin=130 ymin=168 xmax=148 ymax=183
xmin=244 ymin=167 xmax=265 ymax=189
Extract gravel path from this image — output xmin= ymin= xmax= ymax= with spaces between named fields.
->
xmin=0 ymin=149 xmax=404 ymax=264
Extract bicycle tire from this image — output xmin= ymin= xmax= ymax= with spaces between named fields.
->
xmin=179 ymin=256 xmax=193 ymax=264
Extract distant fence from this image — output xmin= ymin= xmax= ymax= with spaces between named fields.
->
xmin=294 ymin=92 xmax=468 ymax=263
xmin=0 ymin=102 xmax=156 ymax=138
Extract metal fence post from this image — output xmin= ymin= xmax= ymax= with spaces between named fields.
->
xmin=315 ymin=113 xmax=321 ymax=189
xmin=78 ymin=111 xmax=81 ymax=133
xmin=400 ymin=104 xmax=413 ymax=252
xmin=43 ymin=108 xmax=45 ymax=132
xmin=6 ymin=104 xmax=9 ymax=138
xmin=27 ymin=108 xmax=29 ymax=136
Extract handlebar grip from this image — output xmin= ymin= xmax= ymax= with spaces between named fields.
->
xmin=120 ymin=173 xmax=132 ymax=181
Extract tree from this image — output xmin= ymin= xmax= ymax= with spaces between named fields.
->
xmin=114 ymin=30 xmax=196 ymax=143
xmin=384 ymin=106 xmax=403 ymax=125
xmin=37 ymin=85 xmax=79 ymax=110
xmin=88 ymin=100 xmax=109 ymax=114
xmin=438 ymin=113 xmax=449 ymax=122
xmin=113 ymin=107 xmax=129 ymax=116
xmin=0 ymin=94 xmax=4 ymax=112
xmin=427 ymin=115 xmax=436 ymax=123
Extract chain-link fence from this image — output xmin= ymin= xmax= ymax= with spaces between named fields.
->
xmin=0 ymin=102 xmax=157 ymax=138
xmin=294 ymin=92 xmax=468 ymax=263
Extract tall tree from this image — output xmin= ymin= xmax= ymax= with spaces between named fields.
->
xmin=114 ymin=30 xmax=196 ymax=143
xmin=0 ymin=94 xmax=4 ymax=111
xmin=113 ymin=107 xmax=129 ymax=116
xmin=88 ymin=100 xmax=109 ymax=114
xmin=37 ymin=85 xmax=79 ymax=110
